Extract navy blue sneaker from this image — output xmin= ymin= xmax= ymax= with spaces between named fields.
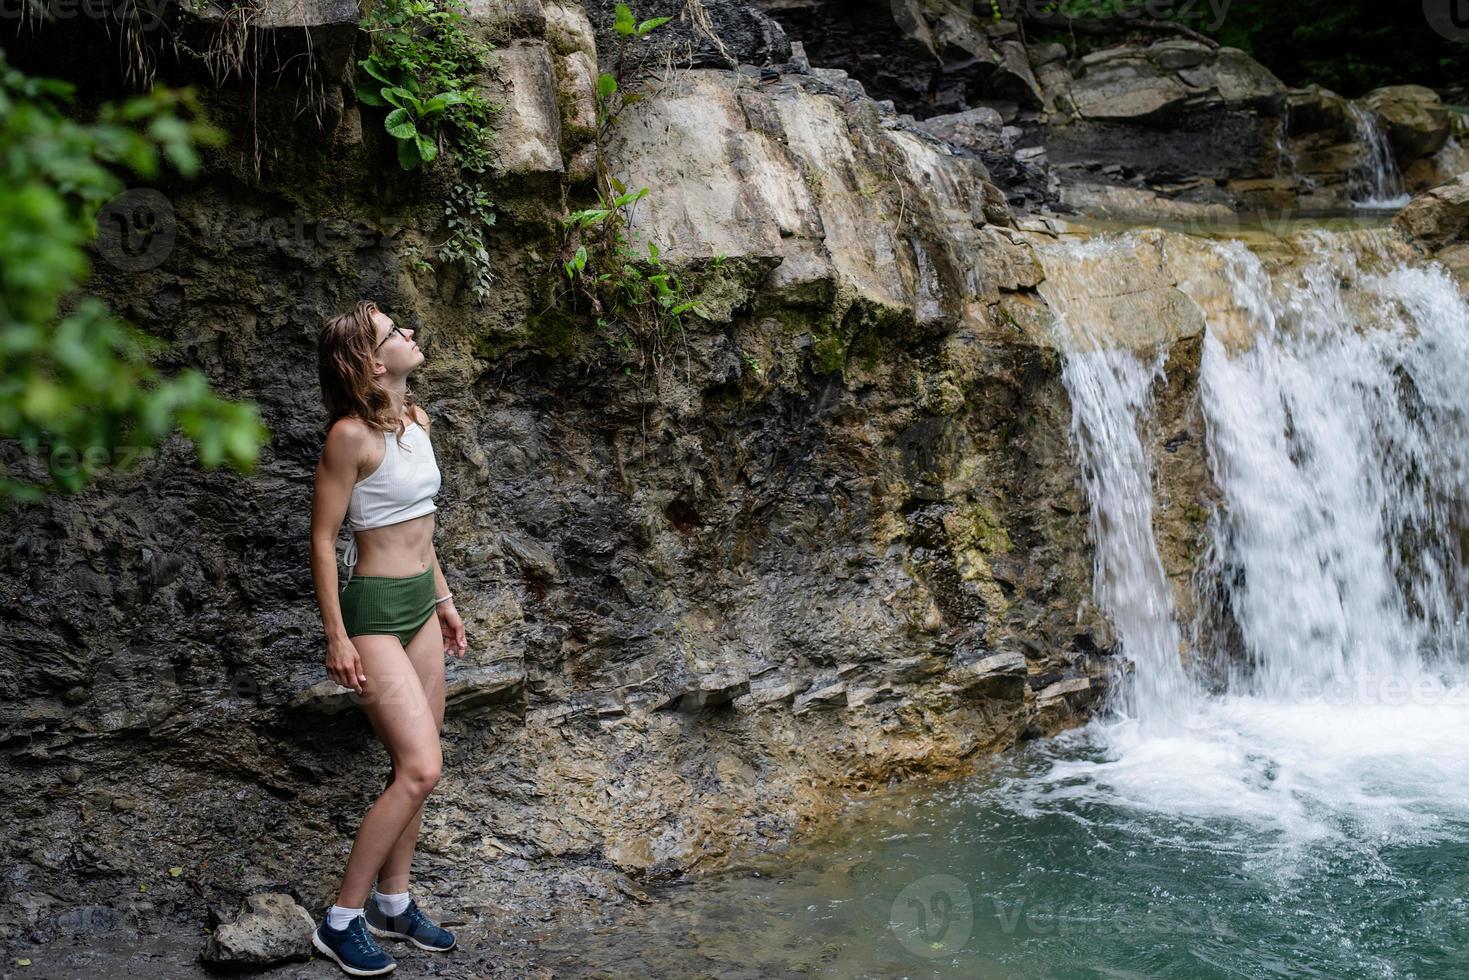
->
xmin=312 ymin=915 xmax=397 ymax=976
xmin=365 ymin=895 xmax=456 ymax=952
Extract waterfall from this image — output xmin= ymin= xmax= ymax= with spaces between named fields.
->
xmin=1192 ymin=233 xmax=1469 ymax=695
xmin=1348 ymin=105 xmax=1410 ymax=208
xmin=1035 ymin=236 xmax=1200 ymax=733
xmin=1041 ymin=229 xmax=1469 ymax=720
xmin=1024 ymin=225 xmax=1469 ymax=851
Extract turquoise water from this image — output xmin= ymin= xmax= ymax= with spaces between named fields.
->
xmin=540 ymin=714 xmax=1469 ymax=978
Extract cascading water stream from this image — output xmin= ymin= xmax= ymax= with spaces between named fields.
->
xmin=1349 ymin=105 xmax=1411 ymax=208
xmin=1034 ymin=237 xmax=1199 ymax=734
xmin=1028 ymin=226 xmax=1469 ymax=854
xmin=1193 ymin=234 xmax=1469 ymax=698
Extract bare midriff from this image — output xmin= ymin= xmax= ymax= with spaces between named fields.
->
xmin=350 ymin=513 xmax=435 ymax=577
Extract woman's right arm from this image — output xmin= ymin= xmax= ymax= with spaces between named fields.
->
xmin=311 ymin=420 xmax=367 ymax=694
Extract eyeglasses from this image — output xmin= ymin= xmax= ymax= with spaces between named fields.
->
xmin=373 ymin=322 xmax=412 ymax=352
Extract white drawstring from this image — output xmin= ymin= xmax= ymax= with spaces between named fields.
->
xmin=340 ymin=527 xmax=358 ymax=591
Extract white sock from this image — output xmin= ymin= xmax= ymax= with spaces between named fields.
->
xmin=372 ymin=888 xmax=410 ymax=916
xmin=326 ymin=904 xmax=363 ymax=930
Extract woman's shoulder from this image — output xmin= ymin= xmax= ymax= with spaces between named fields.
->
xmin=410 ymin=404 xmax=431 ymax=430
xmin=326 ymin=415 xmax=376 ymax=442
xmin=323 ymin=416 xmax=381 ymax=461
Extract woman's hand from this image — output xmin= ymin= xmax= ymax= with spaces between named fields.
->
xmin=437 ymin=601 xmax=467 ymax=658
xmin=325 ymin=635 xmax=367 ymax=694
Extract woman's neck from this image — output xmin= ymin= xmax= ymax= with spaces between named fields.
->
xmin=382 ymin=376 xmax=408 ymax=421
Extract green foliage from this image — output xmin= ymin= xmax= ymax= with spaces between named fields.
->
xmin=438 ymin=182 xmax=497 ymax=304
xmin=0 ymin=49 xmax=268 ymax=502
xmin=357 ymin=0 xmax=500 ymax=304
xmin=559 ymin=4 xmax=694 ymax=394
xmin=563 ymin=186 xmax=695 ymax=373
xmin=356 ymin=0 xmax=496 ymax=171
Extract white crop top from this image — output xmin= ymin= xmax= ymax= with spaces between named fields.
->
xmin=339 ymin=420 xmax=441 ymax=587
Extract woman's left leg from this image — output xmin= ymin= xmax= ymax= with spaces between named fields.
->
xmin=374 ymin=612 xmax=447 ymax=895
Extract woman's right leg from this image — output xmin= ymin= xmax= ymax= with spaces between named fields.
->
xmin=333 ymin=633 xmax=442 ymax=910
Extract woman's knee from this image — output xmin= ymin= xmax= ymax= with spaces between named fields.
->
xmin=395 ymin=754 xmax=442 ymax=798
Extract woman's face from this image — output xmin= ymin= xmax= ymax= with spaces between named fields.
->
xmin=370 ymin=309 xmax=423 ymax=376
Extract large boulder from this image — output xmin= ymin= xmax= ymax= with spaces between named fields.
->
xmin=916 ymin=107 xmax=1057 ymax=209
xmin=603 ymin=66 xmax=1030 ymax=328
xmin=1361 ymin=85 xmax=1451 ymax=160
xmin=1051 ymin=41 xmax=1285 ymax=123
xmin=1394 ymin=173 xmax=1469 ymax=248
xmin=200 ymin=893 xmax=315 ymax=968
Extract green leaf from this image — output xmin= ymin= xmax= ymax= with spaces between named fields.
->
xmin=597 ymin=73 xmax=618 ymax=101
xmin=613 ymin=2 xmax=635 ymax=35
xmin=397 ymin=137 xmax=423 ymax=170
xmin=635 ymin=16 xmax=672 ymax=36
xmin=612 ymin=187 xmax=649 ymax=208
xmin=421 ymin=91 xmax=469 ymax=115
xmin=384 ymin=108 xmax=418 ymax=139
xmin=416 ymin=132 xmax=438 ymax=163
xmin=359 ymin=57 xmax=395 ymax=85
xmin=169 ymin=866 xmax=183 ymax=877
xmin=355 ymin=84 xmax=387 ymax=107
xmin=381 ymin=87 xmax=418 ymax=110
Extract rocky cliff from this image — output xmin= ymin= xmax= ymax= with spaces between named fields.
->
xmin=0 ymin=0 xmax=1456 ymax=970
xmin=751 ymin=0 xmax=1467 ymax=217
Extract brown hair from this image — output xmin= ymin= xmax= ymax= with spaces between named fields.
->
xmin=317 ymin=299 xmax=418 ymax=444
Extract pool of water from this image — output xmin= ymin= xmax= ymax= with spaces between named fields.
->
xmin=539 ymin=694 xmax=1469 ymax=979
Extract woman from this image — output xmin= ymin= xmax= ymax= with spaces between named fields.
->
xmin=308 ymin=300 xmax=468 ymax=977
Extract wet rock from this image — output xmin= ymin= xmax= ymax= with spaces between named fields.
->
xmin=285 ymin=678 xmax=358 ymax=717
xmin=1394 ymin=173 xmax=1469 ymax=248
xmin=941 ymin=650 xmax=1027 ymax=698
xmin=1361 ymin=85 xmax=1451 ymax=160
xmin=1033 ymin=676 xmax=1095 ymax=734
xmin=665 ymin=670 xmax=751 ymax=713
xmin=1394 ymin=174 xmax=1469 ymax=280
xmin=736 ymin=676 xmax=808 ymax=709
xmin=445 ymin=660 xmax=528 ymax=714
xmin=1404 ymin=140 xmax=1469 ymax=196
xmin=1286 ymin=84 xmax=1355 ymax=140
xmin=792 ymin=680 xmax=847 ymax=714
xmin=199 ymin=892 xmax=315 ymax=968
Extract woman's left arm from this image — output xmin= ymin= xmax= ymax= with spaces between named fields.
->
xmin=432 ymin=547 xmax=467 ymax=658
xmin=418 ymin=406 xmax=467 ymax=659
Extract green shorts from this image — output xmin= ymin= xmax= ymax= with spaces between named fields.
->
xmin=340 ymin=568 xmax=436 ymax=646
